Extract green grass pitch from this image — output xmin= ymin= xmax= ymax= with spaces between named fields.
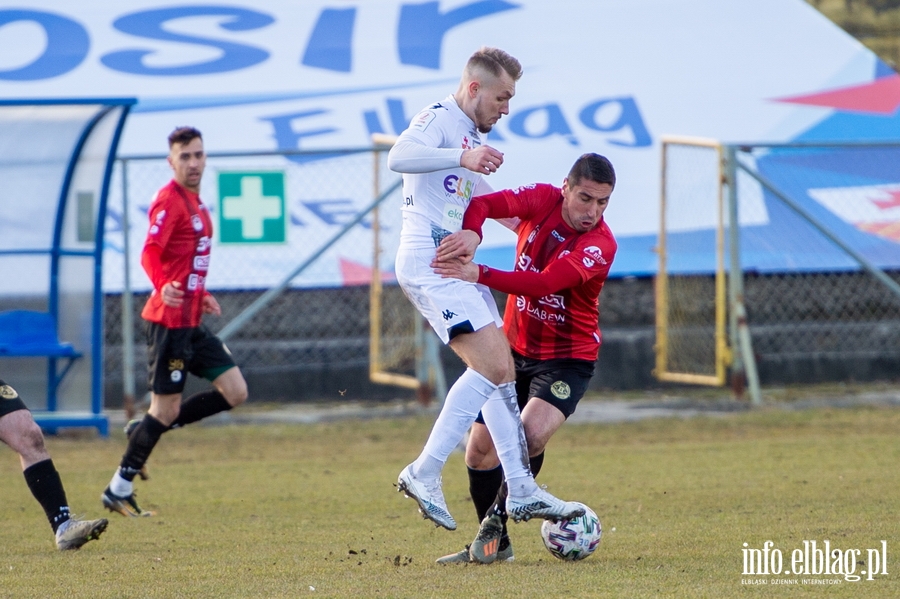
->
xmin=1 ymin=404 xmax=898 ymax=598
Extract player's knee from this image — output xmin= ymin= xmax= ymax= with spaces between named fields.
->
xmin=18 ymin=420 xmax=49 ymax=462
xmin=224 ymin=378 xmax=248 ymax=407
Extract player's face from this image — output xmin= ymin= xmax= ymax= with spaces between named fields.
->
xmin=472 ymin=72 xmax=516 ymax=133
xmin=168 ymin=136 xmax=206 ymax=192
xmin=561 ymin=178 xmax=613 ymax=233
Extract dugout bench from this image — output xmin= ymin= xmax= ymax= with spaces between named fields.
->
xmin=0 ymin=309 xmax=108 ymax=435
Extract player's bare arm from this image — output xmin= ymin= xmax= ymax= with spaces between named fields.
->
xmin=460 ymin=145 xmax=504 ymax=175
xmin=434 ymin=229 xmax=481 ymax=263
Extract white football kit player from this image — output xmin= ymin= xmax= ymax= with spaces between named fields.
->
xmin=390 ymin=95 xmax=501 ymax=344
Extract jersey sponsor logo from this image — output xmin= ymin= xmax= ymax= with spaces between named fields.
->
xmin=583 ymin=256 xmax=595 ymax=268
xmin=412 ymin=110 xmax=436 ymax=132
xmin=525 ymin=299 xmax=566 ymax=324
xmin=516 ymin=295 xmax=526 ymax=312
xmin=441 ymin=309 xmax=457 ymax=321
xmin=551 ymin=229 xmax=566 ymax=242
xmin=193 ymin=254 xmax=210 ymax=271
xmin=170 ymin=370 xmax=183 ymax=383
xmin=550 ymin=380 xmax=571 ymax=400
xmin=191 ymin=214 xmax=204 ymax=231
xmin=168 ymin=358 xmax=185 ymax=371
xmin=443 ymin=174 xmax=473 ymax=201
xmin=516 ymin=253 xmax=534 ymax=272
xmin=187 ymin=273 xmax=206 ymax=291
xmin=403 ymin=194 xmax=414 ymax=207
xmin=558 ymin=249 xmax=571 ymax=259
xmin=155 ymin=210 xmax=166 ymax=224
xmin=583 ymin=245 xmax=607 ymax=265
xmin=461 ymin=135 xmax=471 ymax=150
xmin=539 ymin=294 xmax=566 ymax=310
xmin=197 ymin=235 xmax=211 ymax=252
xmin=442 ymin=203 xmax=464 ymax=232
xmin=0 ymin=384 xmax=18 ymax=399
xmin=149 ymin=225 xmax=160 ymax=235
xmin=527 ymin=225 xmax=540 ymax=243
xmin=514 ymin=184 xmax=537 ymax=195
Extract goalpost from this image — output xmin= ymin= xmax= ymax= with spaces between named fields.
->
xmin=368 ymin=134 xmax=446 ymax=404
xmin=655 ymin=137 xmax=731 ymax=388
xmin=656 ymin=136 xmax=900 ymax=405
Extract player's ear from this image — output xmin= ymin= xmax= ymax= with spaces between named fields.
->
xmin=468 ymin=80 xmax=480 ymax=98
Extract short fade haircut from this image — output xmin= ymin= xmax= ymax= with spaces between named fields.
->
xmin=465 ymin=47 xmax=523 ymax=82
xmin=168 ymin=126 xmax=202 ymax=149
xmin=567 ymin=153 xmax=616 ymax=189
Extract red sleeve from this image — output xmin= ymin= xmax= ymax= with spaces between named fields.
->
xmin=462 ymin=189 xmax=519 ymax=240
xmin=141 ymin=243 xmax=168 ymax=292
xmin=476 ymin=259 xmax=584 ymax=296
xmin=142 ymin=189 xmax=175 ymax=292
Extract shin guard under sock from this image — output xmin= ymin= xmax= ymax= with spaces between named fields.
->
xmin=468 ymin=465 xmax=504 ymax=523
xmin=23 ymin=459 xmax=70 ymax=533
xmin=171 ymin=390 xmax=231 ymax=428
xmin=119 ymin=414 xmax=168 ymax=480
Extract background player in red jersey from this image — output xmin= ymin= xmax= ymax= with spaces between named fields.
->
xmin=101 ymin=127 xmax=248 ymax=517
xmin=430 ymin=153 xmax=617 ymax=564
xmin=1 ymin=379 xmax=108 ymax=550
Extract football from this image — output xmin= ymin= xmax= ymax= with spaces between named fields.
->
xmin=540 ymin=502 xmax=602 ymax=560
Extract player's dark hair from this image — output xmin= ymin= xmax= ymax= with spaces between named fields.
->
xmin=466 ymin=47 xmax=523 ymax=82
xmin=168 ymin=126 xmax=202 ymax=149
xmin=568 ymin=153 xmax=616 ymax=188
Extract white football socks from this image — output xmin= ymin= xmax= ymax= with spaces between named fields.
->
xmin=481 ymin=381 xmax=538 ymax=497
xmin=413 ymin=368 xmax=497 ymax=477
xmin=109 ymin=469 xmax=133 ymax=497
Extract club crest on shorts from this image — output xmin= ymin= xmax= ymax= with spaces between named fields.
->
xmin=550 ymin=381 xmax=571 ymax=400
xmin=0 ymin=384 xmax=18 ymax=400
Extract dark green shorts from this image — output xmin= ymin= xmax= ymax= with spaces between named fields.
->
xmin=145 ymin=322 xmax=236 ymax=395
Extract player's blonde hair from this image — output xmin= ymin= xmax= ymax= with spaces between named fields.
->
xmin=465 ymin=47 xmax=522 ymax=82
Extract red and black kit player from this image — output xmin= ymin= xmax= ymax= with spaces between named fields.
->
xmin=100 ymin=126 xmax=248 ymax=518
xmin=431 ymin=152 xmax=617 ymax=564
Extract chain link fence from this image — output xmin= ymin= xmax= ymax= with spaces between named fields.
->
xmin=734 ymin=143 xmax=900 ymax=383
xmin=102 ymin=148 xmax=422 ymax=405
xmin=658 ymin=139 xmax=900 ymax=390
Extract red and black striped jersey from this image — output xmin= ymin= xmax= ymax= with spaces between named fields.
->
xmin=140 ymin=179 xmax=213 ymax=328
xmin=465 ymin=183 xmax=617 ymax=361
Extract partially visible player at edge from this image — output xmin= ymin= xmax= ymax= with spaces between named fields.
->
xmin=0 ymin=379 xmax=108 ymax=549
xmin=101 ymin=126 xmax=248 ymax=517
xmin=389 ymin=46 xmax=585 ymax=532
xmin=431 ymin=153 xmax=617 ymax=564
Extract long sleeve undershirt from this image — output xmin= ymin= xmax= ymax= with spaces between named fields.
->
xmin=387 ymin=136 xmax=464 ymax=173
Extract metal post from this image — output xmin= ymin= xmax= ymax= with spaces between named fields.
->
xmin=120 ymin=159 xmax=136 ymax=419
xmin=725 ymin=146 xmax=762 ymax=405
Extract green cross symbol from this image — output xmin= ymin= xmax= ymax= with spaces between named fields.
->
xmin=218 ymin=172 xmax=286 ymax=243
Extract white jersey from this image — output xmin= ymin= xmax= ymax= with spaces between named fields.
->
xmin=391 ymin=95 xmax=490 ymax=250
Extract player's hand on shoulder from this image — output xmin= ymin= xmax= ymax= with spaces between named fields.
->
xmin=434 ymin=230 xmax=480 ymax=264
xmin=460 ymin=145 xmax=504 ymax=175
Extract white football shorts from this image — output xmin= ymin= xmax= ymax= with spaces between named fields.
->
xmin=395 ymin=247 xmax=503 ymax=345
